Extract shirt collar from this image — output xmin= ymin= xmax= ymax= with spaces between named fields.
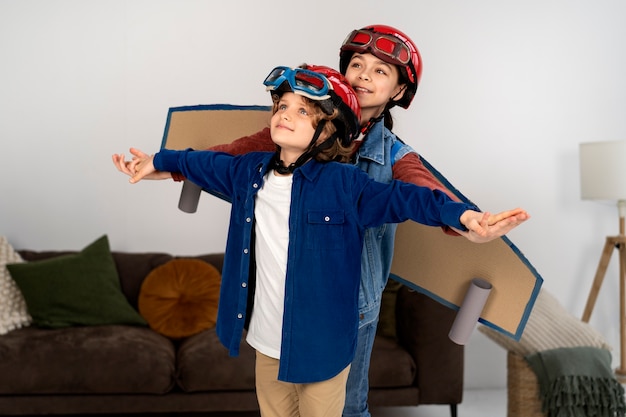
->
xmin=258 ymin=152 xmax=324 ymax=183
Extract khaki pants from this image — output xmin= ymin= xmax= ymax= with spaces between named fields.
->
xmin=255 ymin=351 xmax=350 ymax=417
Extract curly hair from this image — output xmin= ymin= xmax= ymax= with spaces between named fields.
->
xmin=271 ymin=93 xmax=354 ymax=164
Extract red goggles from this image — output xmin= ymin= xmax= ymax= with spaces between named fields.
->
xmin=342 ymin=29 xmax=411 ymax=66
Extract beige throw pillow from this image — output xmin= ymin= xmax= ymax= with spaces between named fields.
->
xmin=0 ymin=236 xmax=31 ymax=334
xmin=479 ymin=288 xmax=610 ymax=355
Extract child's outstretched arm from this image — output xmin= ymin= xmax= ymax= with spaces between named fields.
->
xmin=455 ymin=208 xmax=530 ymax=243
xmin=112 ymin=148 xmax=164 ymax=184
xmin=112 ymin=147 xmax=172 ymax=180
xmin=112 ymin=129 xmax=274 ymax=181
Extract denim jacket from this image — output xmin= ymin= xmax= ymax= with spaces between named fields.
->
xmin=353 ymin=119 xmax=416 ymax=327
xmin=154 ymin=147 xmax=474 ymax=384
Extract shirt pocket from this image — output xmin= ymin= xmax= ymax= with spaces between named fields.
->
xmin=306 ymin=210 xmax=345 ymax=251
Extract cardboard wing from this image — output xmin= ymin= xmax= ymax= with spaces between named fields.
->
xmin=161 ymin=104 xmax=543 ymax=341
xmin=161 ymin=104 xmax=272 ymax=150
xmin=390 ymin=156 xmax=542 ymax=341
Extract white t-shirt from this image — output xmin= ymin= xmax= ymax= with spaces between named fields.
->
xmin=245 ymin=171 xmax=292 ymax=359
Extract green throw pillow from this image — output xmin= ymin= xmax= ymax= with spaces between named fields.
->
xmin=7 ymin=235 xmax=147 ymax=328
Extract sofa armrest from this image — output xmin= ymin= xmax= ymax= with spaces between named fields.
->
xmin=395 ymin=286 xmax=464 ymax=404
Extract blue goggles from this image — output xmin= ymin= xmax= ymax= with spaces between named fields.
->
xmin=263 ymin=66 xmax=331 ymax=100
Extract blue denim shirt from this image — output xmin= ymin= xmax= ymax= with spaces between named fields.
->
xmin=154 ymin=147 xmax=474 ymax=384
xmin=353 ymin=119 xmax=416 ymax=326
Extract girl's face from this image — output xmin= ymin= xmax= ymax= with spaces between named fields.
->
xmin=344 ymin=52 xmax=406 ymax=124
xmin=270 ymin=92 xmax=317 ymax=164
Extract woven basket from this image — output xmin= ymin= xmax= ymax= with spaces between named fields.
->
xmin=507 ymin=351 xmax=546 ymax=417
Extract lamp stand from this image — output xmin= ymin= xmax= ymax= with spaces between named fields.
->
xmin=581 ymin=199 xmax=626 ymax=382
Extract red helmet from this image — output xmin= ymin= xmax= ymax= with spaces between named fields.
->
xmin=339 ymin=24 xmax=422 ymax=109
xmin=304 ymin=64 xmax=361 ymax=143
xmin=265 ymin=64 xmax=361 ymax=144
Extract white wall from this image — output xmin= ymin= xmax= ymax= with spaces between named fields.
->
xmin=2 ymin=0 xmax=626 ymax=390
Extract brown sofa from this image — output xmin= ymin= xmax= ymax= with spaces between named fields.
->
xmin=0 ymin=249 xmax=463 ymax=416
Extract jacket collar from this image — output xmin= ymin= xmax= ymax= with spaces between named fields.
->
xmin=356 ymin=119 xmax=386 ymax=165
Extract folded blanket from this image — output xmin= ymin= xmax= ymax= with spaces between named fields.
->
xmin=526 ymin=347 xmax=625 ymax=417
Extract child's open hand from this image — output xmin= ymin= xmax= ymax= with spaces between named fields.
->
xmin=456 ymin=208 xmax=530 ymax=243
xmin=112 ymin=147 xmax=171 ymax=181
xmin=485 ymin=208 xmax=528 ymax=227
xmin=111 ymin=148 xmax=160 ymax=183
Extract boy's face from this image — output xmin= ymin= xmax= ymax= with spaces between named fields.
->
xmin=270 ymin=92 xmax=317 ymax=160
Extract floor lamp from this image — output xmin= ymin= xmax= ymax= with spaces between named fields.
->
xmin=579 ymin=140 xmax=626 ymax=382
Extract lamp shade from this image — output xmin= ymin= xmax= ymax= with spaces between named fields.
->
xmin=580 ymin=140 xmax=626 ymax=201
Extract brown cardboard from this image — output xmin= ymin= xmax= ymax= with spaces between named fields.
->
xmin=161 ymin=104 xmax=272 ymax=150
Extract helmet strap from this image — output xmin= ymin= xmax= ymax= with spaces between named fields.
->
xmin=271 ymin=153 xmax=297 ymax=175
xmin=272 ymin=120 xmax=330 ymax=174
xmin=361 ymin=113 xmax=385 ymax=137
xmin=389 ymin=84 xmax=407 ymax=107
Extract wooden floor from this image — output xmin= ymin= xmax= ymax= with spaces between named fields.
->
xmin=14 ymin=389 xmax=508 ymax=417
xmin=371 ymin=389 xmax=506 ymax=416
xmin=212 ymin=389 xmax=508 ymax=417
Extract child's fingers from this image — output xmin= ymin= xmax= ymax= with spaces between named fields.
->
xmin=488 ymin=208 xmax=527 ymax=226
xmin=112 ymin=154 xmax=131 ymax=175
xmin=129 ymin=170 xmax=143 ymax=184
xmin=130 ymin=147 xmax=150 ymax=159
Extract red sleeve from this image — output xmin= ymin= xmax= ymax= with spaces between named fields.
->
xmin=392 ymin=152 xmax=460 ymax=236
xmin=172 ymin=128 xmax=275 ymax=181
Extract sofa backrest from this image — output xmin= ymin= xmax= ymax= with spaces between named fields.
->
xmin=17 ymin=250 xmax=225 ymax=309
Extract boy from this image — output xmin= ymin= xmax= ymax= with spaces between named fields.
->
xmin=114 ymin=65 xmax=528 ymax=417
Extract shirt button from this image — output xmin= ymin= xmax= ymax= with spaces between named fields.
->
xmin=324 ymin=216 xmax=330 ymax=222
xmin=241 ymin=282 xmax=247 ymax=288
xmin=243 ymin=248 xmax=249 ymax=254
xmin=246 ymin=217 xmax=251 ymax=223
xmin=253 ymin=183 xmax=259 ymax=189
xmin=237 ymin=313 xmax=243 ymax=319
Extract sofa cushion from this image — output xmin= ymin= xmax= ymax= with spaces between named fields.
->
xmin=176 ymin=329 xmax=256 ymax=392
xmin=7 ymin=235 xmax=147 ymax=328
xmin=138 ymin=258 xmax=221 ymax=339
xmin=369 ymin=336 xmax=416 ymax=388
xmin=0 ymin=236 xmax=31 ymax=334
xmin=0 ymin=325 xmax=176 ymax=394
